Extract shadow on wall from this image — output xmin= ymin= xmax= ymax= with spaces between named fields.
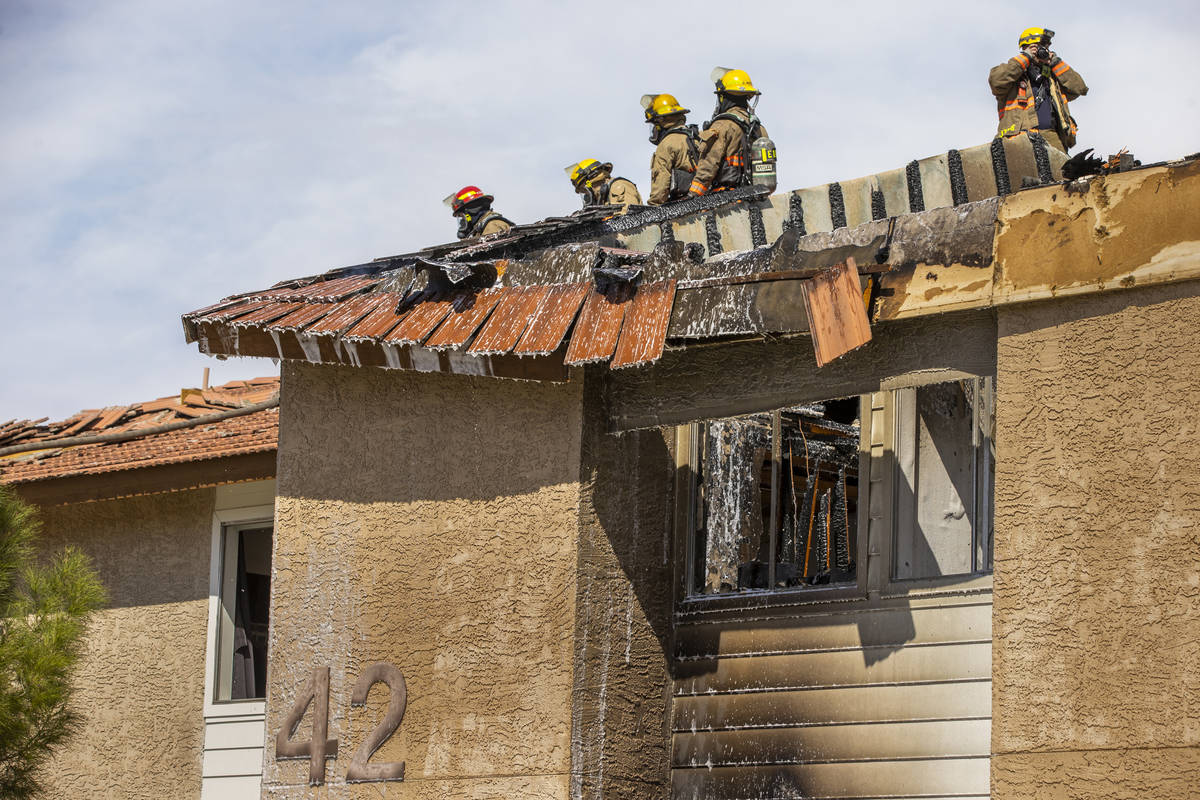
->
xmin=31 ymin=489 xmax=212 ymax=609
xmin=275 ymin=362 xmax=586 ymax=505
xmin=584 ymin=420 xmax=676 ymax=671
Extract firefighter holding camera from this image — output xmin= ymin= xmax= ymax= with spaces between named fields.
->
xmin=989 ymin=27 xmax=1088 ymax=153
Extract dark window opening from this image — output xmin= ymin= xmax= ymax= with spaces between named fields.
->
xmin=690 ymin=399 xmax=862 ymax=596
xmin=217 ymin=525 xmax=272 ymax=702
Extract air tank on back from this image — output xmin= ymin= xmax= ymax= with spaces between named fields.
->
xmin=750 ymin=136 xmax=777 ymax=193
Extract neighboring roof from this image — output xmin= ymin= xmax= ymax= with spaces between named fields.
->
xmin=0 ymin=378 xmax=279 ymax=485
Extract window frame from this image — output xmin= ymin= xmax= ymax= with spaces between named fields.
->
xmin=676 ymin=375 xmax=996 ymax=613
xmin=204 ymin=502 xmax=274 ymax=719
xmin=677 ymin=396 xmax=872 ymax=611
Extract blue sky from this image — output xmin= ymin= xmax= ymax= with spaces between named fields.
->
xmin=2 ymin=0 xmax=1198 ymax=422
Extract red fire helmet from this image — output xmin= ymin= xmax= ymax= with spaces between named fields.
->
xmin=443 ymin=185 xmax=494 ymax=215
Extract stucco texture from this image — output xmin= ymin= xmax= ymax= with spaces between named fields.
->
xmin=993 ymin=280 xmax=1200 ymax=798
xmin=33 ymin=489 xmax=213 ymax=799
xmin=265 ymin=362 xmax=585 ymax=798
xmin=571 ymin=378 xmax=674 ymax=799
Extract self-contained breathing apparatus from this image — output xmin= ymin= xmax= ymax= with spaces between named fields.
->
xmin=641 ymin=93 xmax=704 ymax=203
xmin=655 ymin=125 xmax=703 ymax=201
xmin=705 ymin=67 xmax=778 ymax=193
xmin=457 ymin=208 xmax=512 ymax=239
xmin=704 ymin=111 xmax=777 ymax=193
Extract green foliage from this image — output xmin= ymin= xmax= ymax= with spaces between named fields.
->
xmin=0 ymin=486 xmax=106 ymax=799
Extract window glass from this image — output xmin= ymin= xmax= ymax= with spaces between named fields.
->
xmin=893 ymin=377 xmax=994 ymax=580
xmin=216 ymin=525 xmax=272 ymax=701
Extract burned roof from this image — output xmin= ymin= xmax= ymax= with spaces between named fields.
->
xmin=0 ymin=378 xmax=279 ymax=485
xmin=181 ymin=139 xmax=1200 ymax=382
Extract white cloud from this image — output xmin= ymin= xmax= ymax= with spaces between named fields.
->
xmin=1 ymin=0 xmax=1198 ymax=421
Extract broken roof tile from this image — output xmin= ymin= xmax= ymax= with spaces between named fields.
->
xmin=514 ymin=283 xmax=590 ymax=356
xmin=268 ymin=302 xmax=333 ymax=332
xmin=94 ymin=405 xmax=134 ymax=430
xmin=384 ymin=294 xmax=461 ymax=345
xmin=468 ymin=285 xmax=550 ymax=355
xmin=291 ymin=275 xmax=380 ymax=301
xmin=0 ymin=377 xmax=279 ymax=486
xmin=191 ymin=299 xmax=278 ymax=324
xmin=564 ymin=289 xmax=628 ymax=365
xmin=343 ymin=293 xmax=407 ymax=341
xmin=423 ymin=288 xmax=505 ymax=350
xmin=58 ymin=410 xmax=103 ymax=438
xmin=230 ymin=300 xmax=304 ymax=327
xmin=610 ymin=280 xmax=677 ymax=369
xmin=303 ymin=293 xmax=386 ymax=336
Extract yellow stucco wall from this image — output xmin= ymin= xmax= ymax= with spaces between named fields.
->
xmin=264 ymin=362 xmax=585 ymax=799
xmin=993 ymin=280 xmax=1200 ymax=798
xmin=571 ymin=385 xmax=674 ymax=799
xmin=35 ymin=489 xmax=214 ymax=800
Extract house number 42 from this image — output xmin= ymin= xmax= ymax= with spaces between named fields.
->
xmin=275 ymin=663 xmax=407 ymax=785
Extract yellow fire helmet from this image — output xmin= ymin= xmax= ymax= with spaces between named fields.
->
xmin=640 ymin=93 xmax=690 ymax=123
xmin=1018 ymin=26 xmax=1054 ymax=48
xmin=565 ymin=158 xmax=611 ymax=190
xmin=711 ymin=66 xmax=760 ymax=96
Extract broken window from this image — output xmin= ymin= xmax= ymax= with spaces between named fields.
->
xmin=689 ymin=398 xmax=863 ymax=595
xmin=685 ymin=378 xmax=995 ymax=598
xmin=215 ymin=524 xmax=272 ymax=701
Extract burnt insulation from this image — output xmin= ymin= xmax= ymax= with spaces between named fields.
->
xmin=799 ymin=465 xmax=820 ymax=577
xmin=948 ymin=149 xmax=969 ymax=206
xmin=870 ymin=189 xmax=886 ymax=221
xmin=749 ymin=204 xmax=767 ymax=248
xmin=828 ymin=182 xmax=847 ymax=229
xmin=832 ymin=468 xmax=849 ymax=570
xmin=813 ymin=490 xmax=831 ymax=575
xmin=658 ymin=220 xmax=675 ymax=245
xmin=905 ymin=160 xmax=925 ymax=212
xmin=705 ymin=211 xmax=723 ymax=256
xmin=1029 ymin=130 xmax=1053 ymax=184
xmin=991 ymin=137 xmax=1011 ymax=196
xmin=787 ymin=193 xmax=807 ymax=236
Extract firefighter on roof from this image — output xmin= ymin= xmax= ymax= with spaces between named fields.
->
xmin=565 ymin=159 xmax=643 ymax=210
xmin=689 ymin=67 xmax=772 ymax=197
xmin=641 ymin=93 xmax=701 ymax=205
xmin=444 ymin=186 xmax=513 ymax=240
xmin=989 ymin=27 xmax=1088 ymax=153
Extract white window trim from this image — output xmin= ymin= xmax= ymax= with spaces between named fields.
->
xmin=204 ymin=501 xmax=274 ymax=719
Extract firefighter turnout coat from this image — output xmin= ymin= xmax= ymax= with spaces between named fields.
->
xmin=603 ymin=177 xmax=643 ymax=207
xmin=690 ymin=107 xmax=768 ymax=195
xmin=649 ymin=127 xmax=699 ymax=205
xmin=463 ymin=210 xmax=513 ymax=239
xmin=989 ymin=52 xmax=1088 ymax=150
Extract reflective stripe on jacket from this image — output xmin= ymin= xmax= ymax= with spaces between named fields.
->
xmin=690 ymin=108 xmax=768 ymax=195
xmin=988 ymin=53 xmax=1088 ymax=150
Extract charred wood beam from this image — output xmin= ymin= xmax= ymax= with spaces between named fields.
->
xmin=604 ymin=308 xmax=997 ymax=432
